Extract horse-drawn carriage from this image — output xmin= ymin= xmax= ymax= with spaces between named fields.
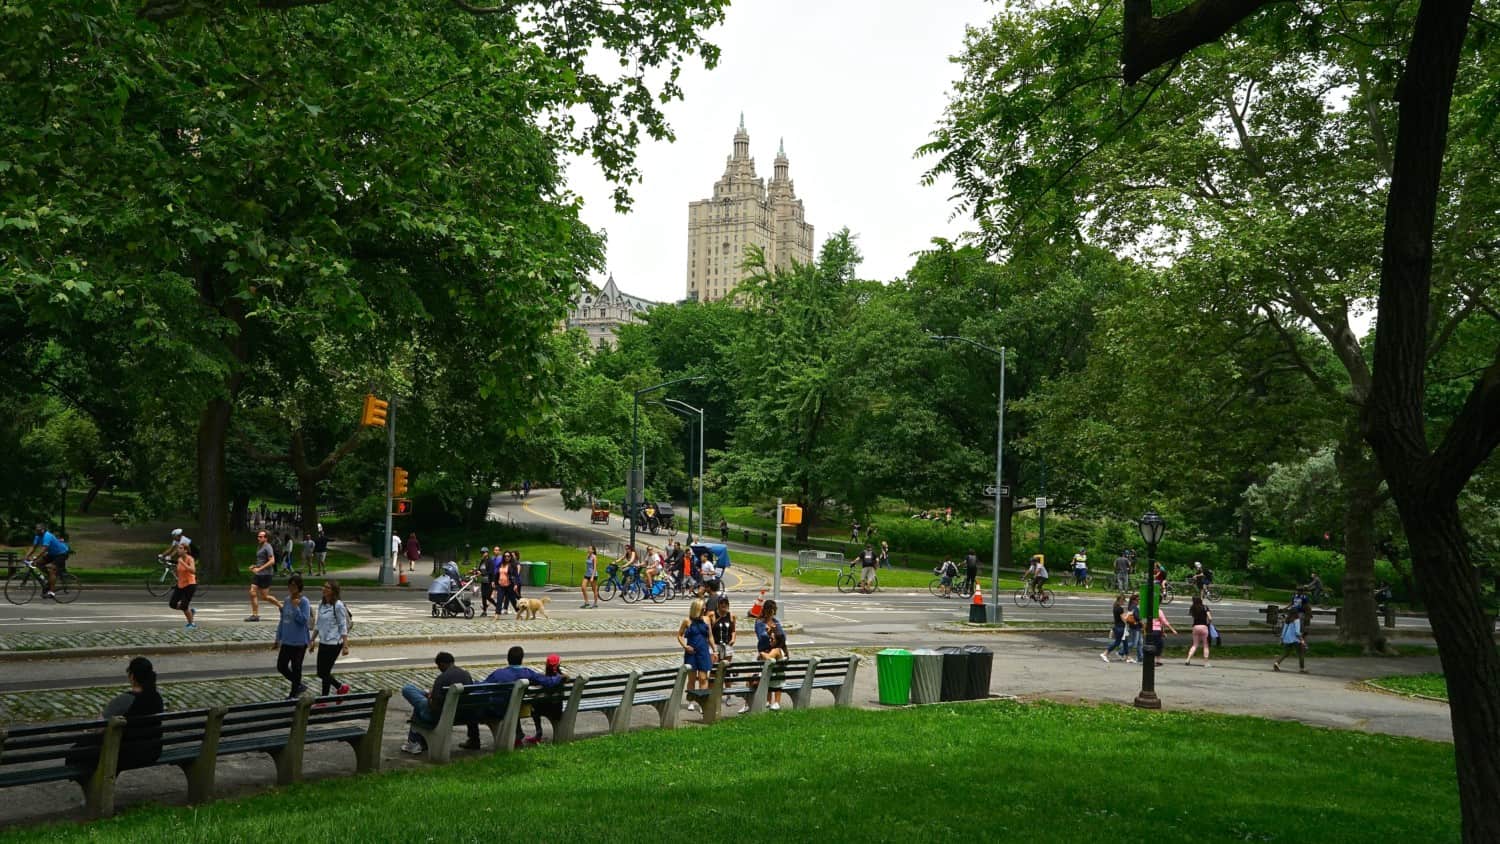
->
xmin=590 ymin=499 xmax=612 ymax=524
xmin=632 ymin=501 xmax=677 ymax=536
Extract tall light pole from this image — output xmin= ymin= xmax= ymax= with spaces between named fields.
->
xmin=1134 ymin=508 xmax=1166 ymax=710
xmin=663 ymin=398 xmax=705 ymax=542
xmin=930 ymin=335 xmax=1006 ymax=621
xmin=631 ymin=376 xmax=703 ymax=553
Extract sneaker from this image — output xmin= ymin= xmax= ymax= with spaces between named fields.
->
xmin=459 ymin=739 xmax=482 ymax=750
xmin=43 ymin=591 xmax=56 ymax=600
xmin=400 ymin=741 xmax=425 ymax=754
xmin=1272 ymin=663 xmax=1281 ymax=672
xmin=337 ymin=684 xmax=350 ymax=695
xmin=244 ymin=615 xmax=261 ymax=622
xmin=581 ymin=603 xmax=591 ymax=609
xmin=185 ymin=622 xmax=197 ymax=631
xmin=1099 ymin=653 xmax=1110 ymax=664
xmin=737 ymin=702 xmax=751 ymax=715
xmin=685 ymin=701 xmax=700 ymax=712
xmin=523 ymin=736 xmax=542 ymax=746
xmin=1125 ymin=657 xmax=1136 ymax=664
xmin=591 ymin=603 xmax=599 ymax=608
xmin=769 ymin=702 xmax=781 ymax=711
xmin=1299 ymin=669 xmax=1308 ymax=674
xmin=1202 ymin=663 xmax=1210 ymax=669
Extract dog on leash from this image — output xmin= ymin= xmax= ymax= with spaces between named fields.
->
xmin=515 ymin=597 xmax=551 ymax=620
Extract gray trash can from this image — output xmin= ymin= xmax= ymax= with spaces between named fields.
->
xmin=938 ymin=646 xmax=966 ymax=702
xmin=962 ymin=645 xmax=993 ymax=700
xmin=910 ymin=649 xmax=943 ymax=704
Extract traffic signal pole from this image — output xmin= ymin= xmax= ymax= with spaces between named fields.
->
xmin=380 ymin=399 xmax=397 ymax=586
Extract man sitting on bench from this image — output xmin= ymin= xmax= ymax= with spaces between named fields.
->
xmin=483 ymin=646 xmax=566 ymax=748
xmin=400 ymin=651 xmax=479 ymax=755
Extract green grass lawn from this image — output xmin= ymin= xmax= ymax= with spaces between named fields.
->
xmin=8 ymin=701 xmax=1456 ymax=842
xmin=1368 ymin=673 xmax=1448 ymax=700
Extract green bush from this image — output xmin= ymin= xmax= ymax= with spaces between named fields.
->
xmin=1250 ymin=542 xmax=1344 ymax=591
xmin=874 ymin=517 xmax=991 ymax=557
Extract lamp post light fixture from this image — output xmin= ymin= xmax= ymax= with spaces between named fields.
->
xmin=929 ymin=335 xmax=1006 ymax=622
xmin=56 ymin=475 xmax=70 ymax=537
xmin=1134 ymin=508 xmax=1167 ymax=710
xmin=631 ymin=376 xmax=704 ymax=553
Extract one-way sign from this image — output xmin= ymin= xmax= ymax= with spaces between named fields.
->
xmin=983 ymin=485 xmax=1010 ymax=497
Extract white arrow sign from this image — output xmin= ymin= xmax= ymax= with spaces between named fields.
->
xmin=983 ymin=485 xmax=1010 ymax=497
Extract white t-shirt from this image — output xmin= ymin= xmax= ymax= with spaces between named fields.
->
xmin=702 ymin=560 xmax=718 ymax=579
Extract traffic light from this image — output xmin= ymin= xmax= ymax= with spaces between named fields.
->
xmin=393 ymin=467 xmax=409 ymax=497
xmin=392 ymin=499 xmax=412 ymax=516
xmin=781 ymin=504 xmax=803 ymax=526
xmin=360 ymin=394 xmax=389 ymax=428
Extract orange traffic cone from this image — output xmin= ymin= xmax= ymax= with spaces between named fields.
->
xmin=749 ymin=588 xmax=767 ymax=619
xmin=398 ymin=568 xmax=409 ymax=586
xmin=972 ymin=590 xmax=984 ymax=606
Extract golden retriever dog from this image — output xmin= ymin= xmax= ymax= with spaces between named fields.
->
xmin=515 ymin=596 xmax=551 ymax=620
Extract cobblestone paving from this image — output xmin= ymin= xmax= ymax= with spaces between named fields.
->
xmin=0 ymin=616 xmax=692 ymax=653
xmin=0 ymin=649 xmax=851 ymax=726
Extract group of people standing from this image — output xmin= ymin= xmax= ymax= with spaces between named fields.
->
xmin=476 ymin=547 xmax=525 ymax=617
xmin=677 ymin=595 xmax=788 ymax=713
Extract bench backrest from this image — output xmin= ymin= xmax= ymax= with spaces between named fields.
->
xmin=771 ymin=658 xmax=812 ymax=684
xmin=577 ymin=673 xmax=631 ymax=702
xmin=521 ymin=679 xmax=574 ymax=703
xmin=449 ymin=682 xmax=524 ymax=719
xmin=633 ymin=669 xmax=680 ymax=697
xmin=810 ymin=657 xmax=854 ymax=682
xmin=305 ymin=692 xmax=382 ymax=733
xmin=219 ymin=699 xmax=299 ymax=743
xmin=0 ymin=717 xmax=112 ymax=770
xmin=721 ymin=661 xmax=769 ymax=687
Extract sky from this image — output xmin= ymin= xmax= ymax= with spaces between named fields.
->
xmin=565 ymin=0 xmax=999 ymax=304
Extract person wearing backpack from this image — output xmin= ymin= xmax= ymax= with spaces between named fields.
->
xmin=312 ymin=579 xmax=352 ymax=696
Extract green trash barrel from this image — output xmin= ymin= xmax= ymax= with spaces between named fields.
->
xmin=369 ymin=525 xmax=385 ymax=559
xmin=910 ymin=649 xmax=944 ymax=705
xmin=876 ymin=648 xmax=914 ymax=706
xmin=530 ymin=560 xmax=549 ymax=587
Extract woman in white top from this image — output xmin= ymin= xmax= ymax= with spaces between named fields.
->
xmin=312 ymin=580 xmax=351 ymax=696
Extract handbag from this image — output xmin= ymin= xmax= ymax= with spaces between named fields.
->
xmin=1209 ymin=623 xmax=1222 ymax=647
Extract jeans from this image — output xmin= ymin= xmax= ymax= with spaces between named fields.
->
xmin=277 ymin=644 xmax=307 ymax=697
xmin=402 ymin=683 xmax=478 ymax=745
xmin=316 ymin=642 xmax=342 ymax=695
xmin=1123 ymin=628 xmax=1142 ymax=659
xmin=1107 ymin=624 xmax=1127 ymax=654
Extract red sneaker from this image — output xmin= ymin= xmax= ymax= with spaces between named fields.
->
xmin=337 ymin=684 xmax=351 ymax=695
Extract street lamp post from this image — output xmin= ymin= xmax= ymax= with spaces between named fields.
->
xmin=631 ymin=376 xmax=704 ymax=553
xmin=1134 ymin=508 xmax=1167 ymax=710
xmin=663 ymin=399 xmax=705 ymax=543
xmin=56 ymin=475 xmax=69 ymax=537
xmin=930 ymin=335 xmax=1006 ymax=622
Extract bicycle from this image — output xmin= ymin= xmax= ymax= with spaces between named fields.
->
xmin=1011 ymin=579 xmax=1054 ymax=608
xmin=927 ymin=570 xmax=971 ymax=598
xmin=147 ymin=554 xmax=177 ymax=597
xmin=6 ymin=559 xmax=81 ymax=605
xmin=1190 ymin=579 xmax=1222 ymax=604
xmin=837 ymin=565 xmax=879 ymax=594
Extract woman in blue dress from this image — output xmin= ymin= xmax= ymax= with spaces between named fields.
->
xmin=677 ymin=599 xmax=713 ymax=712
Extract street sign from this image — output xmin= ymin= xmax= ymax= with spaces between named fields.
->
xmin=1035 ymin=497 xmax=1048 ymax=510
xmin=983 ymin=485 xmax=1010 ymax=497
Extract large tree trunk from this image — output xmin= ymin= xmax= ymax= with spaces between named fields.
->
xmin=1397 ymin=497 xmax=1500 ymax=840
xmin=296 ymin=474 xmax=320 ymax=540
xmin=1335 ymin=422 xmax=1386 ymax=652
xmin=196 ymin=397 xmax=235 ymax=581
xmin=230 ymin=492 xmax=249 ymax=533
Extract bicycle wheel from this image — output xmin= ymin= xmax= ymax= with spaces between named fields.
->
xmin=928 ymin=577 xmax=945 ymax=597
xmin=1012 ymin=589 xmax=1027 ymax=608
xmin=147 ymin=568 xmax=173 ymax=597
xmin=1038 ymin=589 xmax=1055 ymax=608
xmin=869 ymin=575 xmax=879 ymax=593
xmin=5 ymin=571 xmax=37 ymax=605
xmin=836 ymin=571 xmax=854 ymax=594
xmin=1082 ymin=574 xmax=1094 ymax=589
xmin=1158 ymin=586 xmax=1174 ymax=605
xmin=599 ymin=580 xmax=618 ymax=602
xmin=1205 ymin=585 xmax=1222 ymax=604
xmin=651 ymin=581 xmax=672 ymax=603
xmin=622 ymin=582 xmax=642 ymax=603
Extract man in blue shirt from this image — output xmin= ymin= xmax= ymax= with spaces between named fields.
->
xmin=484 ymin=646 xmax=565 ymax=747
xmin=24 ymin=523 xmax=70 ymax=599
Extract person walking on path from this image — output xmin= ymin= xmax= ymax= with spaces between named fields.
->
xmin=390 ymin=533 xmax=401 ymax=570
xmin=476 ymin=547 xmax=495 ymax=616
xmin=678 ymin=599 xmax=713 ymax=711
xmin=273 ymin=574 xmax=314 ymax=698
xmin=312 ymin=580 xmax=351 ymax=697
xmin=312 ymin=528 xmax=329 ymax=576
xmin=1148 ymin=596 xmax=1178 ymax=667
xmin=580 ymin=545 xmax=599 ymax=608
xmin=246 ymin=530 xmax=283 ymax=622
xmin=1123 ymin=592 xmax=1143 ymax=663
xmin=403 ymin=533 xmax=422 ymax=574
xmin=170 ymin=542 xmax=197 ymax=630
xmin=1273 ymin=608 xmax=1308 ymax=673
xmin=504 ymin=552 xmax=523 ymax=614
xmin=1100 ymin=594 xmax=1128 ymax=663
xmin=1184 ymin=596 xmax=1213 ymax=666
xmin=850 ymin=521 xmax=860 ymax=542
xmin=301 ymin=533 xmax=316 ymax=574
xmin=401 ymin=652 xmax=477 ymax=754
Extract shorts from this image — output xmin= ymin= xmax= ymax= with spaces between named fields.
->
xmin=940 ymin=576 xmax=953 ymax=586
xmin=583 ymin=566 xmax=597 ymax=581
xmin=861 ymin=566 xmax=876 ymax=583
xmin=43 ymin=553 xmax=69 ymax=572
xmin=316 ymin=551 xmax=327 ymax=563
xmin=170 ymin=584 xmax=197 ymax=610
xmin=716 ymin=643 xmax=734 ymax=662
xmin=253 ymin=573 xmax=274 ymax=590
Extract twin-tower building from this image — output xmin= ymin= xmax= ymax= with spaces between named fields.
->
xmin=685 ymin=115 xmax=815 ymax=302
xmin=567 ymin=117 xmax=815 ymax=345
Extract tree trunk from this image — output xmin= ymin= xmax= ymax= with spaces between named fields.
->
xmin=1397 ymin=497 xmax=1500 ymax=841
xmin=297 ymin=474 xmax=321 ymax=541
xmin=230 ymin=492 xmax=249 ymax=533
xmin=1334 ymin=423 xmax=1387 ymax=652
xmin=78 ymin=482 xmax=103 ymax=515
xmin=795 ymin=477 xmax=811 ymax=544
xmin=196 ymin=397 xmax=235 ymax=581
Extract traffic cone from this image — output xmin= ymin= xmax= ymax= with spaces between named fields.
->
xmin=972 ymin=590 xmax=983 ymax=606
xmin=398 ymin=569 xmax=408 ymax=587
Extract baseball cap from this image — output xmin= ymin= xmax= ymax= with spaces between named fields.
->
xmin=545 ymin=654 xmax=561 ymax=668
xmin=171 ymin=528 xmax=183 ymax=538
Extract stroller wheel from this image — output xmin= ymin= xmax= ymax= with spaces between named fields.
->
xmin=464 ymin=604 xmax=475 ymax=619
xmin=431 ymin=605 xmax=439 ymax=617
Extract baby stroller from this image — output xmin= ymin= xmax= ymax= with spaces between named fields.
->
xmin=429 ymin=561 xmax=477 ymax=619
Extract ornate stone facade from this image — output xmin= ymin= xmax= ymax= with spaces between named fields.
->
xmin=566 ymin=275 xmax=658 ymax=348
xmin=686 ymin=116 xmax=814 ymax=302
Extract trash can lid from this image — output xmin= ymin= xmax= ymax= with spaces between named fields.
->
xmin=911 ymin=648 xmax=941 ymax=655
xmin=876 ymin=648 xmax=912 ymax=656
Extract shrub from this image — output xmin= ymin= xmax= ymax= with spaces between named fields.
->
xmin=1250 ymin=542 xmax=1344 ymax=591
xmin=876 ymin=517 xmax=992 ymax=557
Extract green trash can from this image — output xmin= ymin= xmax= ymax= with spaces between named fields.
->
xmin=876 ymin=648 xmax=914 ymax=706
xmin=368 ymin=525 xmax=385 ymax=559
xmin=910 ymin=649 xmax=943 ymax=705
xmin=530 ymin=560 xmax=550 ymax=587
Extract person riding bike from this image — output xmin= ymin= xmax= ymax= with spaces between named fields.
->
xmin=1071 ymin=548 xmax=1089 ymax=585
xmin=1302 ymin=572 xmax=1326 ymax=605
xmin=1189 ymin=561 xmax=1214 ymax=595
xmin=23 ymin=522 xmax=71 ymax=600
xmin=161 ymin=528 xmax=193 ymax=560
xmin=1024 ymin=555 xmax=1049 ymax=598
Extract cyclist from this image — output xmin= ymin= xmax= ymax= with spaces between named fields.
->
xmin=1189 ymin=561 xmax=1213 ymax=596
xmin=161 ymin=528 xmax=193 ymax=560
xmin=1071 ymin=547 xmax=1089 ymax=586
xmin=1302 ymin=572 xmax=1326 ymax=605
xmin=849 ymin=544 xmax=878 ymax=593
xmin=614 ymin=545 xmax=640 ymax=592
xmin=23 ymin=522 xmax=70 ymax=600
xmin=936 ymin=558 xmax=959 ymax=597
xmin=1024 ymin=554 xmax=1049 ymax=599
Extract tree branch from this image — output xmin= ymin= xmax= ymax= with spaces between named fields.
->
xmin=1122 ymin=0 xmax=1287 ymax=84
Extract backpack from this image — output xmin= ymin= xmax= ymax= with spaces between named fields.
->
xmin=339 ymin=600 xmax=354 ymax=634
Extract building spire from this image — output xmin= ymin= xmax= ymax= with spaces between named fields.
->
xmin=739 ymin=111 xmax=745 ymax=131
xmin=733 ymin=114 xmax=749 ymax=160
xmin=773 ymin=136 xmax=789 ymax=183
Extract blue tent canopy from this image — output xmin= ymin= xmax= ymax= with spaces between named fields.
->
xmin=690 ymin=543 xmax=731 ymax=569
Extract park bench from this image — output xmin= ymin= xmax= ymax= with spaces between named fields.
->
xmin=779 ymin=655 xmax=861 ymax=709
xmin=688 ymin=660 xmax=774 ymax=724
xmin=408 ymin=681 xmax=528 ymax=763
xmin=547 ymin=666 xmax=689 ymax=740
xmin=0 ymin=690 xmax=389 ymax=817
xmin=518 ymin=677 xmax=586 ymax=742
